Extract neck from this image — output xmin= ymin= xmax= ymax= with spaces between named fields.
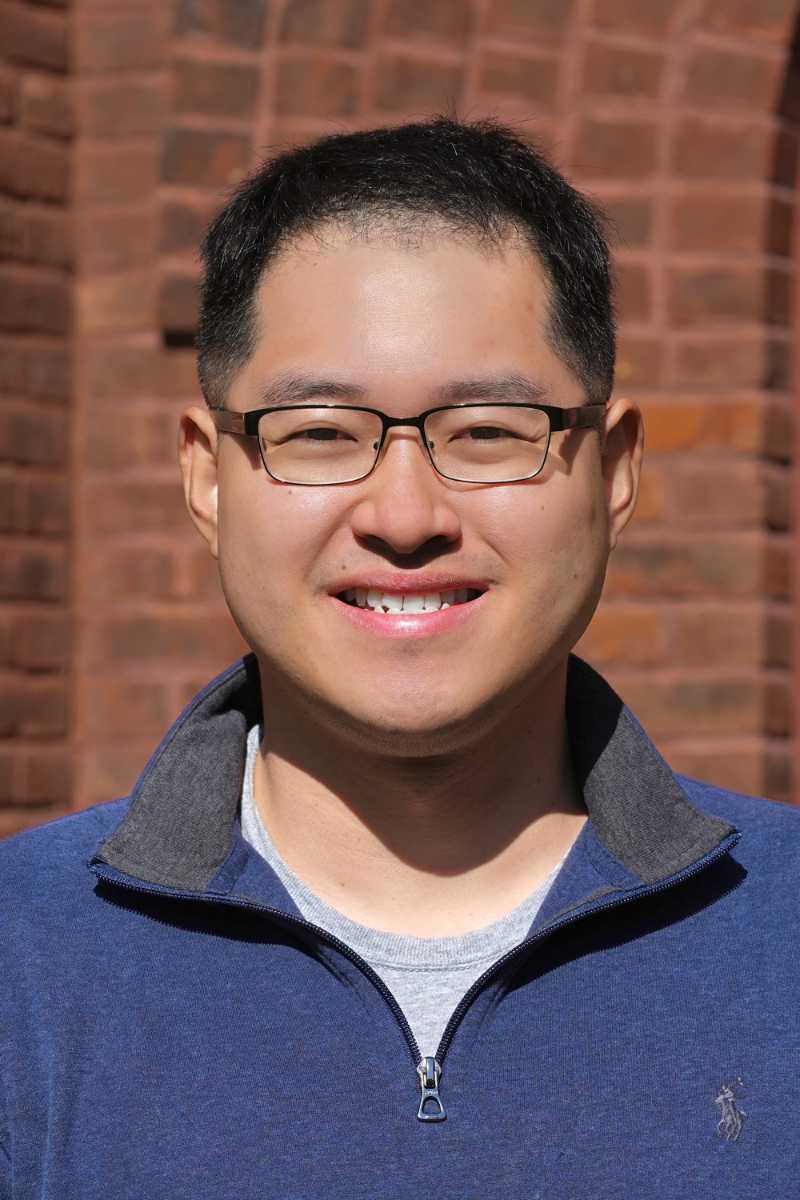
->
xmin=252 ymin=661 xmax=586 ymax=936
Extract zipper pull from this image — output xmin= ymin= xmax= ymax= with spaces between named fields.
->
xmin=416 ymin=1057 xmax=446 ymax=1122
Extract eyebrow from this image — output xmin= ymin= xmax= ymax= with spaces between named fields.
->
xmin=257 ymin=372 xmax=551 ymax=408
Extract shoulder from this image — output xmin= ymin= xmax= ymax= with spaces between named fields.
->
xmin=0 ymin=798 xmax=131 ymax=904
xmin=679 ymin=774 xmax=800 ymax=874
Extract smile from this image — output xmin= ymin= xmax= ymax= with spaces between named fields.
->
xmin=337 ymin=588 xmax=484 ymax=614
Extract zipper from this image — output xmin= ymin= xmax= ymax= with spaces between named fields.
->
xmin=92 ymin=831 xmax=738 ymax=1125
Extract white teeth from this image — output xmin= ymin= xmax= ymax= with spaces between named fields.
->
xmin=403 ymin=594 xmax=426 ymax=613
xmin=341 ymin=587 xmax=481 ymax=612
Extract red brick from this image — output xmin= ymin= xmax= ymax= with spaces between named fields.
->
xmin=0 ymin=4 xmax=69 ymax=71
xmin=575 ymin=603 xmax=668 ymax=665
xmin=766 ymin=608 xmax=791 ymax=667
xmin=11 ymin=612 xmax=70 ymax=671
xmin=23 ymin=476 xmax=69 ymax=535
xmin=77 ymin=210 xmax=157 ymax=274
xmin=606 ymin=536 xmax=766 ymax=599
xmin=615 ymin=674 xmax=770 ymax=739
xmin=19 ymin=73 xmax=72 ymax=138
xmin=641 ymin=397 xmax=769 ymax=455
xmin=86 ymin=340 xmax=157 ymax=403
xmin=478 ymin=51 xmax=559 ymax=107
xmin=87 ymin=546 xmax=175 ymax=602
xmin=702 ymin=0 xmax=795 ymax=43
xmin=75 ymin=144 xmax=158 ymax=206
xmin=592 ymin=0 xmax=674 ymax=33
xmin=0 ymin=67 xmax=19 ymax=124
xmin=0 ymin=342 xmax=72 ymax=403
xmin=0 ymin=199 xmax=71 ymax=269
xmin=21 ymin=748 xmax=72 ymax=806
xmin=85 ymin=409 xmax=175 ymax=469
xmin=383 ymin=0 xmax=471 ymax=43
xmin=173 ymin=59 xmax=259 ymax=121
xmin=614 ymin=261 xmax=651 ymax=321
xmin=159 ymin=270 xmax=199 ymax=331
xmin=583 ymin=42 xmax=664 ymax=98
xmin=673 ymin=117 xmax=772 ymax=182
xmin=85 ymin=479 xmax=185 ymax=536
xmin=684 ymin=48 xmax=781 ymax=112
xmin=75 ymin=9 xmax=165 ymax=73
xmin=276 ymin=59 xmax=360 ymax=118
xmin=671 ymin=462 xmax=765 ymax=526
xmin=673 ymin=605 xmax=768 ymax=667
xmin=0 ymin=268 xmax=70 ymax=334
xmin=174 ymin=545 xmax=223 ymax=602
xmin=602 ymin=197 xmax=653 ymax=248
xmin=0 ymin=131 xmax=69 ymax=201
xmin=0 ymin=545 xmax=67 ymax=600
xmin=76 ymin=271 xmax=156 ymax=334
xmin=159 ymin=348 xmax=200 ymax=399
xmin=672 ymin=334 xmax=789 ymax=390
xmin=89 ymin=614 xmax=243 ymax=666
xmin=573 ymin=118 xmax=658 ymax=178
xmin=631 ymin=465 xmax=665 ymax=523
xmin=666 ymin=742 xmax=789 ymax=803
xmin=77 ymin=78 xmax=165 ymax=138
xmin=614 ymin=334 xmax=665 ymax=387
xmin=375 ymin=56 xmax=463 ymax=113
xmin=160 ymin=196 xmax=219 ymax=255
xmin=0 ymin=474 xmax=14 ymax=531
xmin=486 ymin=0 xmax=576 ymax=40
xmin=85 ymin=679 xmax=169 ymax=739
xmin=0 ymin=676 xmax=67 ymax=737
xmin=668 ymin=266 xmax=788 ymax=328
xmin=174 ymin=0 xmax=268 ymax=47
xmin=82 ymin=747 xmax=151 ymax=806
xmin=669 ymin=190 xmax=791 ymax=255
xmin=0 ymin=751 xmax=12 ymax=804
xmin=279 ymin=0 xmax=369 ymax=45
xmin=765 ymin=466 xmax=790 ymax=530
xmin=161 ymin=127 xmax=250 ymax=187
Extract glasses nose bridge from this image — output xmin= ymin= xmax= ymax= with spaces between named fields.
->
xmin=374 ymin=412 xmax=434 ymax=469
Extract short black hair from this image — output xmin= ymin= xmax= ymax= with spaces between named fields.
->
xmin=197 ymin=117 xmax=615 ymax=407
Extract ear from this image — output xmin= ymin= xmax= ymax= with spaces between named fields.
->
xmin=178 ymin=406 xmax=220 ymax=558
xmin=601 ymin=397 xmax=644 ymax=550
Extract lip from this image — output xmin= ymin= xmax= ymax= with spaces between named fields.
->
xmin=329 ymin=589 xmax=488 ymax=640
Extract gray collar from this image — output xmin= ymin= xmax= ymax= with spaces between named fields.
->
xmin=95 ymin=654 xmax=733 ymax=891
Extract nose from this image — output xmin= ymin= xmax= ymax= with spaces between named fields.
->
xmin=348 ymin=429 xmax=462 ymax=556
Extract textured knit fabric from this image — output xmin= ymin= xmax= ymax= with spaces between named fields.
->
xmin=240 ymin=721 xmax=564 ymax=1058
xmin=1 ymin=655 xmax=799 ymax=1200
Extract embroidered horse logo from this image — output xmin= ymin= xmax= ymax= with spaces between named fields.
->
xmin=715 ymin=1077 xmax=745 ymax=1141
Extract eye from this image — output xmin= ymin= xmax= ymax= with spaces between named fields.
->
xmin=283 ymin=426 xmax=356 ymax=443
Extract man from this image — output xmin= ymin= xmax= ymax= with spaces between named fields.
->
xmin=1 ymin=118 xmax=798 ymax=1198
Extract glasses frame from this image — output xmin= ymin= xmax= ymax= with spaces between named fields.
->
xmin=211 ymin=401 xmax=607 ymax=486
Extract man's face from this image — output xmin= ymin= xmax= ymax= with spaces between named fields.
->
xmin=184 ymin=228 xmax=640 ymax=752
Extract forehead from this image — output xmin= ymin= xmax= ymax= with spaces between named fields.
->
xmin=228 ymin=226 xmax=583 ymax=407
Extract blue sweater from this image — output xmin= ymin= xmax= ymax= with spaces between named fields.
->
xmin=2 ymin=656 xmax=799 ymax=1198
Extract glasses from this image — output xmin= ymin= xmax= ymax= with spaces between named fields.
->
xmin=211 ymin=401 xmax=606 ymax=486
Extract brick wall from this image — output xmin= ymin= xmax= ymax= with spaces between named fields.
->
xmin=0 ymin=0 xmax=73 ymax=834
xmin=1 ymin=0 xmax=798 ymax=830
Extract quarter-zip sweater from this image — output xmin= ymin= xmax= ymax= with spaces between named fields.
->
xmin=1 ymin=655 xmax=799 ymax=1199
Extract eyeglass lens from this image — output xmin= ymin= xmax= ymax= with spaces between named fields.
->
xmin=257 ymin=405 xmax=552 ymax=485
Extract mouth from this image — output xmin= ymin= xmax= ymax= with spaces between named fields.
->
xmin=335 ymin=587 xmax=485 ymax=614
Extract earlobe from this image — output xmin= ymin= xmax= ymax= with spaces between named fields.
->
xmin=178 ymin=406 xmax=221 ymax=558
xmin=602 ymin=397 xmax=644 ymax=550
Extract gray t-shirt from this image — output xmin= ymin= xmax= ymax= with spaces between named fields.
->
xmin=240 ymin=724 xmax=563 ymax=1059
